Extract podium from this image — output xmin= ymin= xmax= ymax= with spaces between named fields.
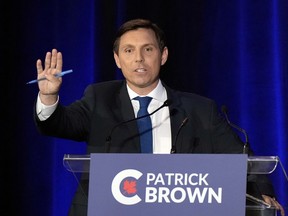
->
xmin=245 ymin=156 xmax=281 ymax=216
xmin=63 ymin=154 xmax=287 ymax=216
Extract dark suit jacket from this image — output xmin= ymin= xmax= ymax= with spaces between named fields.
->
xmin=34 ymin=80 xmax=274 ymax=216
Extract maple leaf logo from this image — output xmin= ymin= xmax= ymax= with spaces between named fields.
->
xmin=122 ymin=179 xmax=137 ymax=195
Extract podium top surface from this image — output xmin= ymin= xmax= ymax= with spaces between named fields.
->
xmin=62 ymin=154 xmax=280 ymax=174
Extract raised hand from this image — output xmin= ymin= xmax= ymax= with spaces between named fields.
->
xmin=36 ymin=48 xmax=63 ymax=105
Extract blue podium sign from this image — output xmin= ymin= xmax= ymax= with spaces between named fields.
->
xmin=88 ymin=154 xmax=247 ymax=216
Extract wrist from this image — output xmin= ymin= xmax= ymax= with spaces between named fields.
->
xmin=39 ymin=92 xmax=58 ymax=105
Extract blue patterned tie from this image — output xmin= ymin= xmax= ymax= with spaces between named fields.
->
xmin=135 ymin=96 xmax=153 ymax=153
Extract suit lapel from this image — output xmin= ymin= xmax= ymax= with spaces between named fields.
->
xmin=165 ymin=85 xmax=188 ymax=151
xmin=118 ymin=84 xmax=135 ymax=121
xmin=118 ymin=83 xmax=141 ymax=151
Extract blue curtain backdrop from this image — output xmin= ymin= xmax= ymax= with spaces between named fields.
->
xmin=2 ymin=0 xmax=287 ymax=215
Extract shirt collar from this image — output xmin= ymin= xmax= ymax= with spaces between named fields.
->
xmin=127 ymin=80 xmax=167 ymax=103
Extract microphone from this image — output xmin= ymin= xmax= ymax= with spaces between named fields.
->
xmin=105 ymin=99 xmax=173 ymax=152
xmin=221 ymin=105 xmax=249 ymax=154
xmin=170 ymin=117 xmax=189 ymax=154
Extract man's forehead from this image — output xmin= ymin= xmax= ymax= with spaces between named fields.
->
xmin=119 ymin=29 xmax=158 ymax=47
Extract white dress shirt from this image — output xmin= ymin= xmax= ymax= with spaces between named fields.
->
xmin=127 ymin=80 xmax=171 ymax=154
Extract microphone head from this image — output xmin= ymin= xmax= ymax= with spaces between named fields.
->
xmin=221 ymin=105 xmax=228 ymax=114
xmin=164 ymin=99 xmax=173 ymax=106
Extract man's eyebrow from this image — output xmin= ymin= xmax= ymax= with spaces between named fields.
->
xmin=120 ymin=43 xmax=156 ymax=49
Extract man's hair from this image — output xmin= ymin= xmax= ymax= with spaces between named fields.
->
xmin=113 ymin=19 xmax=166 ymax=55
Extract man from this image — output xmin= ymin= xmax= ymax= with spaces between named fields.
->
xmin=34 ymin=19 xmax=284 ymax=215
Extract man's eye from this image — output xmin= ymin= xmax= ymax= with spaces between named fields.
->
xmin=125 ymin=49 xmax=133 ymax=53
xmin=145 ymin=47 xmax=153 ymax=52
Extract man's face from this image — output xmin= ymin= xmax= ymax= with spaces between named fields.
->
xmin=114 ymin=28 xmax=168 ymax=95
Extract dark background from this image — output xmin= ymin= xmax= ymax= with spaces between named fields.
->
xmin=1 ymin=0 xmax=287 ymax=215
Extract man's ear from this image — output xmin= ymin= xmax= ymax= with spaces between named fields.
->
xmin=161 ymin=47 xmax=168 ymax=66
xmin=113 ymin=52 xmax=121 ymax=69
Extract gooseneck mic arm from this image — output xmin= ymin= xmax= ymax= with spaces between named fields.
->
xmin=221 ymin=105 xmax=249 ymax=154
xmin=170 ymin=117 xmax=189 ymax=154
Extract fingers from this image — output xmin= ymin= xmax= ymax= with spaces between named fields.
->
xmin=43 ymin=48 xmax=63 ymax=72
xmin=56 ymin=51 xmax=63 ymax=72
xmin=279 ymin=204 xmax=285 ymax=216
xmin=44 ymin=50 xmax=52 ymax=70
xmin=36 ymin=59 xmax=43 ymax=74
xmin=35 ymin=48 xmax=63 ymax=84
xmin=50 ymin=49 xmax=57 ymax=69
xmin=272 ymin=198 xmax=286 ymax=216
xmin=262 ymin=195 xmax=285 ymax=216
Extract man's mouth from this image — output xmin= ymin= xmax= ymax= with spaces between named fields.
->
xmin=135 ymin=68 xmax=146 ymax=72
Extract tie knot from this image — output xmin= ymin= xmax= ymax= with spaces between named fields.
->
xmin=135 ymin=96 xmax=152 ymax=109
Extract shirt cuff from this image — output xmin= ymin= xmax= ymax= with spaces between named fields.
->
xmin=36 ymin=93 xmax=59 ymax=121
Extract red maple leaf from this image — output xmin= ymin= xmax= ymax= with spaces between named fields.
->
xmin=123 ymin=180 xmax=137 ymax=194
